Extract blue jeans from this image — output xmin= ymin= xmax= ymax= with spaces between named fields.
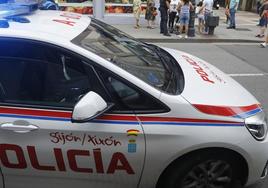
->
xmin=260 ymin=17 xmax=268 ymax=27
xmin=180 ymin=13 xmax=190 ymax=25
xmin=229 ymin=8 xmax=236 ymax=27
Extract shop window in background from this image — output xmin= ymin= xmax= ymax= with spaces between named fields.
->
xmin=105 ymin=0 xmax=147 ymax=14
xmin=56 ymin=0 xmax=93 ymax=14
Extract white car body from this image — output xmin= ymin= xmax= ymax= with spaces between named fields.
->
xmin=0 ymin=10 xmax=267 ymax=188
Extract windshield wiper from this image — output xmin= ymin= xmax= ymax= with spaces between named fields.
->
xmin=164 ymin=71 xmax=176 ymax=92
xmin=146 ymin=44 xmax=178 ymax=93
xmin=146 ymin=44 xmax=171 ymax=72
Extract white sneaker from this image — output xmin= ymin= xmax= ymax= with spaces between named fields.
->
xmin=178 ymin=35 xmax=183 ymax=39
xmin=184 ymin=35 xmax=188 ymax=39
xmin=260 ymin=43 xmax=267 ymax=48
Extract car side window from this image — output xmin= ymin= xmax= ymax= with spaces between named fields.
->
xmin=0 ymin=39 xmax=108 ymax=108
xmin=95 ymin=67 xmax=169 ymax=113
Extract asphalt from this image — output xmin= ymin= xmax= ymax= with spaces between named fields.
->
xmin=112 ymin=8 xmax=265 ymax=43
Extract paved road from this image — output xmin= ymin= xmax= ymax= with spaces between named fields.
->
xmin=155 ymin=42 xmax=268 ymax=188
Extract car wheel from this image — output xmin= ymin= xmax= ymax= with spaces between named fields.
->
xmin=158 ymin=152 xmax=241 ymax=188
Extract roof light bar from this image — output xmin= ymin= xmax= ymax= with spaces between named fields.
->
xmin=0 ymin=0 xmax=38 ymax=17
xmin=0 ymin=0 xmax=39 ymax=28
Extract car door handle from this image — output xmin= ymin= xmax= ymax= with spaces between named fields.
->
xmin=0 ymin=123 xmax=39 ymax=133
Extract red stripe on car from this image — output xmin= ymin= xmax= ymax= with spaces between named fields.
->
xmin=193 ymin=104 xmax=261 ymax=116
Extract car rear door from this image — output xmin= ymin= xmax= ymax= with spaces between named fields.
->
xmin=0 ymin=38 xmax=145 ymax=188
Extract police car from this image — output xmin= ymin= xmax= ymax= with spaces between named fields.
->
xmin=0 ymin=1 xmax=267 ymax=188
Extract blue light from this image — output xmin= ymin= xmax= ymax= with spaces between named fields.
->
xmin=0 ymin=0 xmax=59 ymax=28
xmin=0 ymin=0 xmax=38 ymax=17
xmin=0 ymin=19 xmax=9 ymax=27
xmin=0 ymin=0 xmax=38 ymax=28
xmin=0 ymin=0 xmax=8 ymax=4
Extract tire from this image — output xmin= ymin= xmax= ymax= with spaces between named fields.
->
xmin=158 ymin=151 xmax=242 ymax=188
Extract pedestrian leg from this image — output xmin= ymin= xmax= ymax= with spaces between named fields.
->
xmin=161 ymin=8 xmax=170 ymax=36
xmin=160 ymin=8 xmax=164 ymax=33
xmin=204 ymin=12 xmax=211 ymax=33
xmin=228 ymin=8 xmax=235 ymax=29
xmin=233 ymin=10 xmax=236 ymax=28
xmin=260 ymin=33 xmax=268 ymax=48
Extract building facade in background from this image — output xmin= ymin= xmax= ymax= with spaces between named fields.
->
xmin=56 ymin=0 xmax=154 ymax=24
xmin=55 ymin=0 xmax=258 ymax=24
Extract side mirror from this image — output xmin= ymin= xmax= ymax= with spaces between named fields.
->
xmin=72 ymin=91 xmax=113 ymax=123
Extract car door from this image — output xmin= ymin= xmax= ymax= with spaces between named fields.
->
xmin=0 ymin=38 xmax=145 ymax=188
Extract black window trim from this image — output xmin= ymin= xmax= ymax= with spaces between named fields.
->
xmin=93 ymin=65 xmax=170 ymax=114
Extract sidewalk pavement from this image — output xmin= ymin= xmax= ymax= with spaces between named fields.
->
xmin=112 ymin=8 xmax=265 ymax=43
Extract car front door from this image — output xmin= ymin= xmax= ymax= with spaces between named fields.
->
xmin=0 ymin=38 xmax=145 ymax=188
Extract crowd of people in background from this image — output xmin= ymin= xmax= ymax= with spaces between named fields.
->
xmin=133 ymin=0 xmax=216 ymax=38
xmin=133 ymin=0 xmax=142 ymax=28
xmin=132 ymin=0 xmax=268 ymax=46
xmin=158 ymin=0 xmax=214 ymax=38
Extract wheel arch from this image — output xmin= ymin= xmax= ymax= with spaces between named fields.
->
xmin=156 ymin=147 xmax=249 ymax=188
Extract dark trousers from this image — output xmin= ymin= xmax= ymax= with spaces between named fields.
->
xmin=169 ymin=11 xmax=177 ymax=29
xmin=204 ymin=11 xmax=212 ymax=32
xmin=160 ymin=7 xmax=168 ymax=34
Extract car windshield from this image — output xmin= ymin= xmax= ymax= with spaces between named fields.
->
xmin=72 ymin=19 xmax=184 ymax=95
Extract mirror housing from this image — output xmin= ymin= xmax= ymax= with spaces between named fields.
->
xmin=72 ymin=91 xmax=113 ymax=123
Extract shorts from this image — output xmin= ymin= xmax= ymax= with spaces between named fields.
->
xmin=260 ymin=17 xmax=267 ymax=27
xmin=180 ymin=13 xmax=190 ymax=25
xmin=198 ymin=14 xmax=204 ymax=21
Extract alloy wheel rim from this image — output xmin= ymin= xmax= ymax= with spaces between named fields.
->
xmin=180 ymin=160 xmax=233 ymax=188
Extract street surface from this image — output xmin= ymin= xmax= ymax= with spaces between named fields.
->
xmin=155 ymin=42 xmax=268 ymax=188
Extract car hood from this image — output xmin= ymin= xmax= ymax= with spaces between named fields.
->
xmin=164 ymin=47 xmax=262 ymax=119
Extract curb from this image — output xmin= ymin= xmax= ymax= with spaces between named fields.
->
xmin=138 ymin=38 xmax=263 ymax=43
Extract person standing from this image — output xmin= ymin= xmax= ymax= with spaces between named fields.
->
xmin=145 ymin=0 xmax=156 ymax=29
xmin=177 ymin=0 xmax=193 ymax=38
xmin=196 ymin=0 xmax=205 ymax=34
xmin=201 ymin=0 xmax=213 ymax=33
xmin=159 ymin=0 xmax=171 ymax=36
xmin=260 ymin=9 xmax=268 ymax=47
xmin=225 ymin=0 xmax=230 ymax=24
xmin=133 ymin=0 xmax=142 ymax=29
xmin=227 ymin=0 xmax=239 ymax=29
xmin=256 ymin=0 xmax=268 ymax=37
xmin=257 ymin=0 xmax=264 ymax=26
xmin=257 ymin=0 xmax=262 ymax=14
xmin=169 ymin=0 xmax=179 ymax=33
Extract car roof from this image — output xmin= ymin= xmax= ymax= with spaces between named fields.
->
xmin=0 ymin=10 xmax=90 ymax=42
